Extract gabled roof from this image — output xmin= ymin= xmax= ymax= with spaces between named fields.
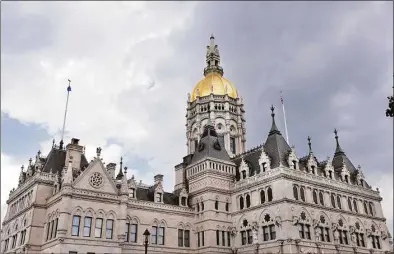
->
xmin=135 ymin=186 xmax=180 ymax=206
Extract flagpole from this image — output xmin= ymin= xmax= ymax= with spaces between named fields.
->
xmin=60 ymin=79 xmax=72 ymax=148
xmin=280 ymin=90 xmax=289 ymax=144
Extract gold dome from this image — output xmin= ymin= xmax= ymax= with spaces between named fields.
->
xmin=190 ymin=72 xmax=238 ymax=101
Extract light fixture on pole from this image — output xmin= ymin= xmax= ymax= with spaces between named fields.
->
xmin=143 ymin=229 xmax=150 ymax=254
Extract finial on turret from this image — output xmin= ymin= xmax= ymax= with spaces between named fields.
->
xmin=29 ymin=158 xmax=32 ymax=166
xmin=116 ymin=156 xmax=124 ymax=179
xmin=307 ymin=136 xmax=313 ymax=154
xmin=59 ymin=140 xmax=64 ymax=150
xmin=21 ymin=165 xmax=24 ymax=171
xmin=210 ymin=33 xmax=214 ymax=39
xmin=52 ymin=139 xmax=55 ymax=148
xmin=334 ymin=129 xmax=345 ymax=155
xmin=124 ymin=166 xmax=128 ymax=174
xmin=268 ymin=105 xmax=282 ymax=136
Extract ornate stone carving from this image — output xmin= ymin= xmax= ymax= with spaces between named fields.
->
xmin=275 ymin=216 xmax=282 ymax=228
xmin=292 ymin=216 xmax=299 ymax=225
xmin=89 ymin=172 xmax=104 ymax=188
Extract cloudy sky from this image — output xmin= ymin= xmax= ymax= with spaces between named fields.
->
xmin=1 ymin=1 xmax=392 ymax=231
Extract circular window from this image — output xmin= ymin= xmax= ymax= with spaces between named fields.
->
xmin=89 ymin=172 xmax=104 ymax=188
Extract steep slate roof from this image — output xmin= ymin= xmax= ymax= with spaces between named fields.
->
xmin=262 ymin=106 xmax=292 ymax=168
xmin=190 ymin=119 xmax=231 ymax=165
xmin=41 ymin=147 xmax=89 ymax=174
xmin=135 ymin=186 xmax=179 ymax=206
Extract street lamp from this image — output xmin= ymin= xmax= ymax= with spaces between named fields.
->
xmin=143 ymin=228 xmax=150 ymax=254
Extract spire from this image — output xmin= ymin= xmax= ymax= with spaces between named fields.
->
xmin=116 ymin=157 xmax=124 ymax=179
xmin=334 ymin=129 xmax=345 ymax=155
xmin=268 ymin=105 xmax=281 ymax=136
xmin=204 ymin=33 xmax=223 ymax=76
xmin=307 ymin=136 xmax=313 ymax=154
xmin=60 ymin=79 xmax=72 ymax=150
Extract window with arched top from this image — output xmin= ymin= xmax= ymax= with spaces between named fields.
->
xmin=313 ymin=190 xmax=318 ymax=204
xmin=196 ymin=203 xmax=200 ymax=212
xmin=267 ymin=187 xmax=273 ymax=202
xmin=300 ymin=187 xmax=305 ymax=202
xmin=347 ymin=198 xmax=353 ymax=211
xmin=353 ymin=222 xmax=365 ymax=247
xmin=125 ymin=218 xmax=138 ymax=243
xmin=370 ymin=224 xmax=381 ymax=249
xmin=353 ymin=199 xmax=359 ymax=213
xmin=262 ymin=214 xmax=276 ymax=241
xmin=245 ymin=194 xmax=251 ymax=208
xmin=260 ymin=190 xmax=265 ymax=204
xmin=336 ymin=219 xmax=349 ymax=245
xmin=297 ymin=211 xmax=311 ymax=240
xmin=317 ymin=215 xmax=331 ymax=242
xmin=240 ymin=219 xmax=252 ymax=245
xmin=337 ymin=195 xmax=342 ymax=209
xmin=368 ymin=202 xmax=375 ymax=216
xmin=293 ymin=185 xmax=299 ymax=200
xmin=331 ymin=194 xmax=336 ymax=208
xmin=215 ymin=200 xmax=219 ymax=210
xmin=319 ymin=191 xmax=324 ymax=206
xmin=239 ymin=196 xmax=244 ymax=210
xmin=363 ymin=201 xmax=368 ymax=215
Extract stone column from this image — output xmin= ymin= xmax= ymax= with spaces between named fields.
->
xmin=117 ymin=196 xmax=127 ymax=242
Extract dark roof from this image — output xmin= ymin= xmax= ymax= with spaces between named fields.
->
xmin=135 ymin=187 xmax=180 ymax=206
xmin=190 ymin=124 xmax=231 ymax=164
xmin=41 ymin=147 xmax=89 ymax=174
xmin=232 ymin=146 xmax=263 ymax=178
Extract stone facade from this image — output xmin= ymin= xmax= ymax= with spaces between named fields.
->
xmin=1 ymin=36 xmax=393 ymax=254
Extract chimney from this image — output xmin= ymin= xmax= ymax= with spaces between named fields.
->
xmin=106 ymin=163 xmax=116 ymax=179
xmin=65 ymin=138 xmax=83 ymax=171
xmin=154 ymin=174 xmax=163 ymax=185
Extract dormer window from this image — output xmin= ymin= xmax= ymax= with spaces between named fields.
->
xmin=329 ymin=171 xmax=333 ymax=179
xmin=292 ymin=161 xmax=297 ymax=170
xmin=359 ymin=179 xmax=364 ymax=187
xmin=181 ymin=197 xmax=187 ymax=206
xmin=129 ymin=188 xmax=135 ymax=198
xmin=241 ymin=170 xmax=246 ymax=179
xmin=344 ymin=175 xmax=349 ymax=183
xmin=262 ymin=162 xmax=267 ymax=172
xmin=311 ymin=165 xmax=316 ymax=175
xmin=156 ymin=193 xmax=162 ymax=202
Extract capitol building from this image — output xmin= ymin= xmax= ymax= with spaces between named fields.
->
xmin=1 ymin=35 xmax=393 ymax=254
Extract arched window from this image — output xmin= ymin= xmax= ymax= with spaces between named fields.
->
xmin=370 ymin=224 xmax=381 ymax=249
xmin=201 ymin=202 xmax=205 ymax=211
xmin=297 ymin=211 xmax=311 ymax=240
xmin=313 ymin=190 xmax=318 ymax=204
xmin=368 ymin=202 xmax=374 ymax=216
xmin=225 ymin=202 xmax=229 ymax=212
xmin=240 ymin=219 xmax=252 ymax=245
xmin=267 ymin=187 xmax=273 ymax=202
xmin=331 ymin=194 xmax=336 ymax=208
xmin=293 ymin=185 xmax=299 ymax=200
xmin=363 ymin=201 xmax=368 ymax=215
xmin=353 ymin=222 xmax=365 ymax=247
xmin=353 ymin=199 xmax=358 ymax=213
xmin=246 ymin=194 xmax=251 ymax=208
xmin=260 ymin=190 xmax=265 ymax=204
xmin=196 ymin=203 xmax=200 ymax=212
xmin=215 ymin=200 xmax=219 ymax=210
xmin=347 ymin=198 xmax=352 ymax=211
xmin=337 ymin=219 xmax=349 ymax=245
xmin=317 ymin=215 xmax=331 ymax=242
xmin=240 ymin=196 xmax=244 ymax=210
xmin=337 ymin=195 xmax=342 ymax=209
xmin=319 ymin=191 xmax=324 ymax=206
xmin=300 ymin=187 xmax=305 ymax=202
xmin=261 ymin=214 xmax=276 ymax=241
